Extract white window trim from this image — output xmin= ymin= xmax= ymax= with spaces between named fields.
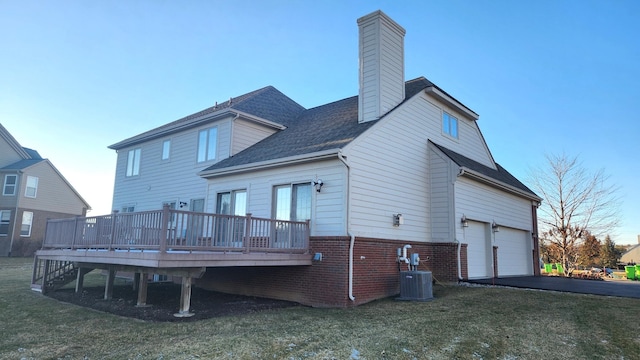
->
xmin=20 ymin=211 xmax=33 ymax=237
xmin=25 ymin=176 xmax=38 ymax=198
xmin=126 ymin=148 xmax=141 ymax=177
xmin=0 ymin=210 xmax=10 ymax=236
xmin=442 ymin=111 xmax=459 ymax=139
xmin=197 ymin=127 xmax=218 ymax=163
xmin=162 ymin=139 xmax=171 ymax=161
xmin=3 ymin=174 xmax=17 ymax=196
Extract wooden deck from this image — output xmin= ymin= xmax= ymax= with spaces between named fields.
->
xmin=32 ymin=206 xmax=312 ymax=316
xmin=36 ymin=206 xmax=312 ymax=266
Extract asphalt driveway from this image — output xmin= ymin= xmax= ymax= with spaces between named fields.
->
xmin=467 ymin=276 xmax=640 ymax=299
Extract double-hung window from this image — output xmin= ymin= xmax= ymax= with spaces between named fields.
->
xmin=126 ymin=148 xmax=141 ymax=177
xmin=25 ymin=176 xmax=38 ymax=198
xmin=0 ymin=210 xmax=10 ymax=236
xmin=20 ymin=211 xmax=33 ymax=237
xmin=197 ymin=127 xmax=217 ymax=163
xmin=442 ymin=111 xmax=459 ymax=139
xmin=3 ymin=175 xmax=17 ymax=196
xmin=273 ymin=183 xmax=311 ymax=222
xmin=162 ymin=140 xmax=171 ymax=161
xmin=216 ymin=190 xmax=247 ymax=216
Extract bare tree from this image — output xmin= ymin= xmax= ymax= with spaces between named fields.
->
xmin=529 ymin=153 xmax=620 ymax=275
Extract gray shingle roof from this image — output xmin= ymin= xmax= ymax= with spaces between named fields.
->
xmin=1 ymin=159 xmax=44 ymax=170
xmin=202 ymin=77 xmax=434 ymax=172
xmin=431 ymin=142 xmax=539 ymax=199
xmin=108 ymin=86 xmax=306 ymax=150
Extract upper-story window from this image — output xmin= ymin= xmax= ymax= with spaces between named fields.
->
xmin=197 ymin=127 xmax=217 ymax=163
xmin=3 ymin=175 xmax=17 ymax=196
xmin=126 ymin=148 xmax=141 ymax=177
xmin=0 ymin=210 xmax=10 ymax=235
xmin=442 ymin=111 xmax=459 ymax=139
xmin=162 ymin=140 xmax=171 ymax=161
xmin=273 ymin=183 xmax=311 ymax=222
xmin=25 ymin=176 xmax=38 ymax=198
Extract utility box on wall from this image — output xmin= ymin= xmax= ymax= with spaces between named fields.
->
xmin=397 ymin=271 xmax=433 ymax=301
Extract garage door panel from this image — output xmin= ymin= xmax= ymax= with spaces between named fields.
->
xmin=495 ymin=228 xmax=532 ymax=276
xmin=465 ymin=221 xmax=491 ymax=279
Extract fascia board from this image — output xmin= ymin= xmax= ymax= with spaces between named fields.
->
xmin=458 ymin=167 xmax=542 ymax=202
xmin=425 ymin=86 xmax=479 ymax=121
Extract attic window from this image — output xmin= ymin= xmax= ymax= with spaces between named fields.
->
xmin=442 ymin=112 xmax=458 ymax=139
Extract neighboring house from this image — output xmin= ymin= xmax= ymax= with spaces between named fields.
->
xmin=0 ymin=123 xmax=90 ymax=256
xmin=620 ymin=236 xmax=640 ymax=264
xmin=34 ymin=11 xmax=541 ymax=310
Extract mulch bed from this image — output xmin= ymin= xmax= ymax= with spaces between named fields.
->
xmin=45 ymin=282 xmax=298 ymax=322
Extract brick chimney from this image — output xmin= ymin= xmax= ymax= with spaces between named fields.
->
xmin=357 ymin=10 xmax=406 ymax=123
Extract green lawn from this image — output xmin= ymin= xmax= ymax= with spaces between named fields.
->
xmin=2 ymin=257 xmax=639 ymax=359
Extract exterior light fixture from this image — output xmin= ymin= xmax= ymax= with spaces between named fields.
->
xmin=313 ymin=179 xmax=324 ymax=192
xmin=461 ymin=214 xmax=469 ymax=227
xmin=393 ymin=214 xmax=404 ymax=226
xmin=492 ymin=221 xmax=500 ymax=232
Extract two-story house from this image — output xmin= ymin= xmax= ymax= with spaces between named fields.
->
xmin=0 ymin=123 xmax=90 ymax=256
xmin=34 ymin=11 xmax=541 ymax=311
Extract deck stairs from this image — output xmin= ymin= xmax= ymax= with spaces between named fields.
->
xmin=31 ymin=256 xmax=78 ymax=293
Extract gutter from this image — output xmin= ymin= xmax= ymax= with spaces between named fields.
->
xmin=338 ymin=152 xmax=355 ymax=302
xmin=200 ymin=149 xmax=341 ymax=178
xmin=457 ymin=167 xmax=542 ymax=202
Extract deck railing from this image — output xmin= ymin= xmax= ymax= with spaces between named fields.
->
xmin=42 ymin=205 xmax=310 ymax=254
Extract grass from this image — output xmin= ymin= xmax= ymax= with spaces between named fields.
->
xmin=1 ymin=257 xmax=640 ymax=360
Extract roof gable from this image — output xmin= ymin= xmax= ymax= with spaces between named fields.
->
xmin=200 ymin=77 xmax=435 ymax=175
xmin=109 ymin=86 xmax=305 ymax=150
xmin=431 ymin=142 xmax=539 ymax=200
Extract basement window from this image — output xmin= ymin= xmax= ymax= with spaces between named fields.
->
xmin=442 ymin=111 xmax=458 ymax=139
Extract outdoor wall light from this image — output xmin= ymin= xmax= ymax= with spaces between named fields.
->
xmin=393 ymin=214 xmax=404 ymax=226
xmin=313 ymin=179 xmax=324 ymax=192
xmin=461 ymin=214 xmax=469 ymax=227
xmin=179 ymin=201 xmax=188 ymax=208
xmin=492 ymin=221 xmax=500 ymax=232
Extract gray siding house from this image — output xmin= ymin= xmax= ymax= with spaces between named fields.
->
xmin=34 ymin=11 xmax=541 ymax=311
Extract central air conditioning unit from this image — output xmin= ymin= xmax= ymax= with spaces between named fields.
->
xmin=397 ymin=271 xmax=433 ymax=301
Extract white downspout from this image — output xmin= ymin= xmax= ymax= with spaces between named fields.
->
xmin=338 ymin=152 xmax=355 ymax=301
xmin=455 ymin=239 xmax=462 ymax=281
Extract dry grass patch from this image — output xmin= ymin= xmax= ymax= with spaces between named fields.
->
xmin=1 ymin=257 xmax=639 ymax=359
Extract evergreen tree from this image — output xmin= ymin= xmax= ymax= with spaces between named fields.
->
xmin=578 ymin=233 xmax=600 ymax=268
xmin=600 ymin=235 xmax=620 ymax=269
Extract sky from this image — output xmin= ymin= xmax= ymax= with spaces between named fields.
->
xmin=1 ymin=0 xmax=638 ymax=244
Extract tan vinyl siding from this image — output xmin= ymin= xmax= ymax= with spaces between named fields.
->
xmin=231 ymin=119 xmax=278 ymax=156
xmin=111 ymin=116 xmax=234 ymax=212
xmin=454 ymin=177 xmax=533 ymax=241
xmin=344 ymin=93 xmax=495 ymax=242
xmin=18 ymin=162 xmax=86 ymax=215
xmin=0 ymin=143 xmax=23 ymax=168
xmin=205 ymin=160 xmax=346 ymax=237
xmin=429 ymin=147 xmax=454 ymax=242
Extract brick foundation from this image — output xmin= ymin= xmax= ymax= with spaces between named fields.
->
xmin=197 ymin=237 xmax=467 ymax=308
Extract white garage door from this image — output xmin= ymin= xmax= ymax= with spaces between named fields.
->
xmin=494 ymin=227 xmax=533 ymax=277
xmin=465 ymin=221 xmax=492 ymax=279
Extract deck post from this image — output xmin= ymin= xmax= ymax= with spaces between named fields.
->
xmin=42 ymin=259 xmax=51 ymax=294
xmin=305 ymin=219 xmax=311 ymax=252
xmin=174 ymin=276 xmax=195 ymax=317
xmin=160 ymin=204 xmax=169 ymax=253
xmin=244 ymin=213 xmax=252 ymax=253
xmin=104 ymin=268 xmax=115 ymax=300
xmin=132 ymin=272 xmax=140 ymax=291
xmin=75 ymin=267 xmax=89 ymax=293
xmin=72 ymin=216 xmax=79 ymax=249
xmin=136 ymin=272 xmax=149 ymax=307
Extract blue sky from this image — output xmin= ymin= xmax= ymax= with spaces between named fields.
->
xmin=1 ymin=1 xmax=638 ymax=244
